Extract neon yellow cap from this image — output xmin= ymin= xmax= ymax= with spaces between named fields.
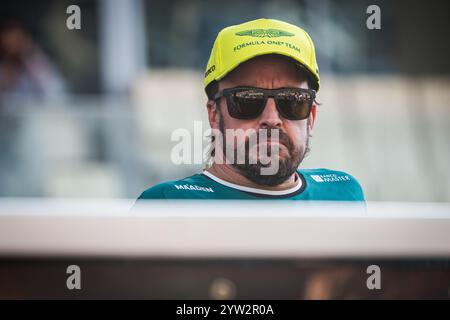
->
xmin=204 ymin=18 xmax=320 ymax=91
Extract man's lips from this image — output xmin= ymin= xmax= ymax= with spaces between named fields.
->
xmin=259 ymin=139 xmax=287 ymax=147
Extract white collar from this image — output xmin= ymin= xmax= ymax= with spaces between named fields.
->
xmin=202 ymin=170 xmax=302 ymax=196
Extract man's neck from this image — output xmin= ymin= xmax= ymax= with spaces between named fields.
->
xmin=206 ymin=163 xmax=298 ymax=191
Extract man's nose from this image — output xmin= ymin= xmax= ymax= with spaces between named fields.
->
xmin=258 ymin=97 xmax=282 ymax=128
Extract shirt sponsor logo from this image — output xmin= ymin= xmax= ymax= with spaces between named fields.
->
xmin=174 ymin=184 xmax=214 ymax=192
xmin=310 ymin=174 xmax=351 ymax=183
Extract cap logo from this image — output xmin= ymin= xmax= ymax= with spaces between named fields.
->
xmin=235 ymin=28 xmax=294 ymax=38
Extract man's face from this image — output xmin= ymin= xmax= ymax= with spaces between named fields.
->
xmin=208 ymin=55 xmax=316 ymax=186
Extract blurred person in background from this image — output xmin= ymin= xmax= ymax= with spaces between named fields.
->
xmin=0 ymin=18 xmax=67 ymax=196
xmin=137 ymin=18 xmax=364 ymax=200
xmin=0 ymin=18 xmax=66 ymax=106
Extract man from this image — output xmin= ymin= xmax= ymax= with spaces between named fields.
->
xmin=0 ymin=19 xmax=67 ymax=102
xmin=138 ymin=18 xmax=364 ymax=200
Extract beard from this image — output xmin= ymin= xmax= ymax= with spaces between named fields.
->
xmin=219 ymin=118 xmax=308 ymax=187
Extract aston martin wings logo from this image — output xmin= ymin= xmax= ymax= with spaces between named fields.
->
xmin=235 ymin=28 xmax=295 ymax=38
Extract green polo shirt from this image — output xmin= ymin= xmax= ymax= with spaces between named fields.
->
xmin=137 ymin=168 xmax=364 ymax=201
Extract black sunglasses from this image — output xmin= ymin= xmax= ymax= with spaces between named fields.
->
xmin=214 ymin=86 xmax=316 ymax=120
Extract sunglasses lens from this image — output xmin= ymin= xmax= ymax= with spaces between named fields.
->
xmin=224 ymin=88 xmax=314 ymax=120
xmin=276 ymin=90 xmax=312 ymax=120
xmin=228 ymin=89 xmax=265 ymax=119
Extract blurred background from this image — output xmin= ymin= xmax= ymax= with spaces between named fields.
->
xmin=0 ymin=0 xmax=449 ymax=201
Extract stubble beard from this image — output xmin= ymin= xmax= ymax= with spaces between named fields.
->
xmin=218 ymin=117 xmax=309 ymax=187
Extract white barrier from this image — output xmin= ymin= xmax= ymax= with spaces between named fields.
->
xmin=0 ymin=199 xmax=449 ymax=258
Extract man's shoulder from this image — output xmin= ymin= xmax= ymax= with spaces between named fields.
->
xmin=137 ymin=173 xmax=214 ymax=199
xmin=299 ymin=168 xmax=365 ymax=201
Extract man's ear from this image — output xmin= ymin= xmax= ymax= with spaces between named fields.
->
xmin=308 ymin=104 xmax=317 ymax=130
xmin=207 ymin=99 xmax=220 ymax=130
